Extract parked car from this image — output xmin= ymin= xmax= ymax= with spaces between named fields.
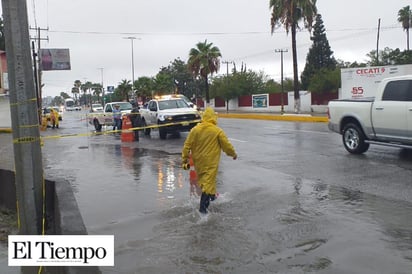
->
xmin=91 ymin=103 xmax=103 ymax=112
xmin=44 ymin=106 xmax=63 ymax=121
xmin=139 ymin=95 xmax=201 ymax=139
xmin=88 ymin=101 xmax=133 ymax=131
xmin=328 ymin=75 xmax=412 ymax=154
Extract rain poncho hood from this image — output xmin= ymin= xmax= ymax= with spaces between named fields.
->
xmin=201 ymin=107 xmax=217 ymax=125
xmin=182 ymin=107 xmax=237 ymax=195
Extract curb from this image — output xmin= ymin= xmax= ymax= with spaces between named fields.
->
xmin=217 ymin=113 xmax=328 ymax=123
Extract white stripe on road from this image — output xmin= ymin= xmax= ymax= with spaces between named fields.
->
xmin=263 ymin=127 xmax=330 ymax=135
xmin=229 ymin=138 xmax=248 ymax=143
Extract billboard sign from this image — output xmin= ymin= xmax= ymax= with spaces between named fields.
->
xmin=252 ymin=94 xmax=268 ymax=108
xmin=40 ymin=48 xmax=71 ymax=71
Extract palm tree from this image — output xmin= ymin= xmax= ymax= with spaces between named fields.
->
xmin=270 ymin=0 xmax=317 ymax=113
xmin=398 ymin=6 xmax=412 ymax=51
xmin=117 ymin=79 xmax=132 ymax=102
xmin=72 ymin=80 xmax=81 ymax=102
xmin=188 ymin=40 xmax=222 ymax=105
xmin=92 ymin=83 xmax=103 ymax=103
xmin=81 ymin=81 xmax=93 ymax=106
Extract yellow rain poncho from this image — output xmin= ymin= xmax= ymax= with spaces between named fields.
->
xmin=182 ymin=107 xmax=237 ymax=195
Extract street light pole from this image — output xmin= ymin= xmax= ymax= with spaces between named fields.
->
xmin=123 ymin=37 xmax=140 ymax=92
xmin=275 ymin=49 xmax=288 ymax=114
xmin=98 ymin=67 xmax=104 ymax=105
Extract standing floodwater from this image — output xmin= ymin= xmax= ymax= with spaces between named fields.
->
xmin=36 ymin=111 xmax=412 ymax=274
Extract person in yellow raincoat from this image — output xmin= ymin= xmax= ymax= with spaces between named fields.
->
xmin=182 ymin=107 xmax=237 ymax=214
xmin=49 ymin=108 xmax=60 ymax=129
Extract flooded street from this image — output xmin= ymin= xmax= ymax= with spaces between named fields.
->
xmin=39 ymin=111 xmax=412 ymax=274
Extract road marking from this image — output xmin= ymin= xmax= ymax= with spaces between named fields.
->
xmin=229 ymin=137 xmax=248 ymax=143
xmin=263 ymin=127 xmax=330 ymax=135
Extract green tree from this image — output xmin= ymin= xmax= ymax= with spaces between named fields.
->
xmin=134 ymin=76 xmax=155 ymax=99
xmin=210 ymin=75 xmax=239 ymax=112
xmin=51 ymin=96 xmax=64 ymax=106
xmin=161 ymin=58 xmax=195 ymax=97
xmin=91 ymin=83 xmax=103 ymax=103
xmin=81 ymin=81 xmax=93 ymax=106
xmin=210 ymin=69 xmax=269 ymax=111
xmin=270 ymin=0 xmax=317 ymax=112
xmin=308 ymin=68 xmax=340 ymax=93
xmin=398 ymin=6 xmax=412 ymax=51
xmin=366 ymin=47 xmax=412 ymax=65
xmin=188 ymin=40 xmax=222 ymax=104
xmin=60 ymin=92 xmax=70 ymax=99
xmin=72 ymin=80 xmax=81 ymax=102
xmin=265 ymin=79 xmax=282 ymax=94
xmin=153 ymin=69 xmax=174 ymax=95
xmin=116 ymin=79 xmax=132 ymax=101
xmin=336 ymin=59 xmax=367 ymax=68
xmin=301 ymin=13 xmax=336 ymax=90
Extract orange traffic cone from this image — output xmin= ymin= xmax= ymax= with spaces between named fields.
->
xmin=121 ymin=115 xmax=135 ymax=142
xmin=189 ymin=153 xmax=201 ymax=196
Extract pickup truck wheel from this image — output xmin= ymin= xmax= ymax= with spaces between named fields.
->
xmin=342 ymin=123 xmax=370 ymax=154
xmin=93 ymin=119 xmax=102 ymax=131
xmin=142 ymin=120 xmax=150 ymax=135
xmin=159 ymin=127 xmax=167 ymax=140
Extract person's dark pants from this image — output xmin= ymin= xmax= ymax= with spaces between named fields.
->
xmin=131 ymin=115 xmax=141 ymax=142
xmin=199 ymin=192 xmax=216 ymax=214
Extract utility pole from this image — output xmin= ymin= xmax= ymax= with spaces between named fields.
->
xmin=222 ymin=61 xmax=233 ymax=112
xmin=222 ymin=60 xmax=233 ymax=76
xmin=376 ymin=18 xmax=381 ymax=65
xmin=30 ymin=26 xmax=48 ymax=107
xmin=275 ymin=49 xmax=288 ymax=114
xmin=98 ymin=68 xmax=104 ymax=105
xmin=2 ymin=4 xmax=44 ymax=274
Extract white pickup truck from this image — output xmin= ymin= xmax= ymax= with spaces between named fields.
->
xmin=140 ymin=95 xmax=201 ymax=139
xmin=328 ymin=75 xmax=412 ymax=154
xmin=88 ymin=101 xmax=132 ymax=131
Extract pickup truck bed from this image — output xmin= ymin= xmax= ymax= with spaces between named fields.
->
xmin=328 ymin=75 xmax=412 ymax=154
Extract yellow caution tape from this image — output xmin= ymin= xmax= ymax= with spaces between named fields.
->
xmin=35 ymin=119 xmax=202 ymax=142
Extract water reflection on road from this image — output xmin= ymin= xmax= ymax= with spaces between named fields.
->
xmin=39 ymin=112 xmax=412 ymax=274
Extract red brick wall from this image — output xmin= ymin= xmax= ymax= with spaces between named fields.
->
xmin=311 ymin=92 xmax=338 ymax=105
xmin=238 ymin=95 xmax=252 ymax=107
xmin=268 ymin=93 xmax=288 ymax=106
xmin=214 ymin=97 xmax=226 ymax=107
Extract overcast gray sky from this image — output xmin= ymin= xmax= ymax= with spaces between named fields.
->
xmin=9 ymin=0 xmax=412 ymax=97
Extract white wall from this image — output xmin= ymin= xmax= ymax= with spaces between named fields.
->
xmin=207 ymin=91 xmax=328 ymax=113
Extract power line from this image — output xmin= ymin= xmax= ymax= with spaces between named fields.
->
xmin=45 ymin=25 xmax=402 ymax=37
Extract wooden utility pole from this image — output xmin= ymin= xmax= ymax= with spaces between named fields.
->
xmin=222 ymin=60 xmax=233 ymax=76
xmin=2 ymin=0 xmax=44 ymax=242
xmin=376 ymin=18 xmax=381 ymax=65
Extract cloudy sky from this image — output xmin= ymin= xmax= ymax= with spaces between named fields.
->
xmin=8 ymin=0 xmax=412 ymax=97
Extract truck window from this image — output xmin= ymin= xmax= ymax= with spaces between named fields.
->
xmin=149 ymin=101 xmax=157 ymax=111
xmin=382 ymin=80 xmax=412 ymax=101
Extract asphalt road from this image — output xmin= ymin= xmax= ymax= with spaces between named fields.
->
xmin=1 ymin=110 xmax=412 ymax=273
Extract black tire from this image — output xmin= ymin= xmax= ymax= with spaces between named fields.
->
xmin=93 ymin=119 xmax=102 ymax=131
xmin=342 ymin=123 xmax=370 ymax=154
xmin=159 ymin=127 xmax=167 ymax=140
xmin=142 ymin=119 xmax=150 ymax=135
